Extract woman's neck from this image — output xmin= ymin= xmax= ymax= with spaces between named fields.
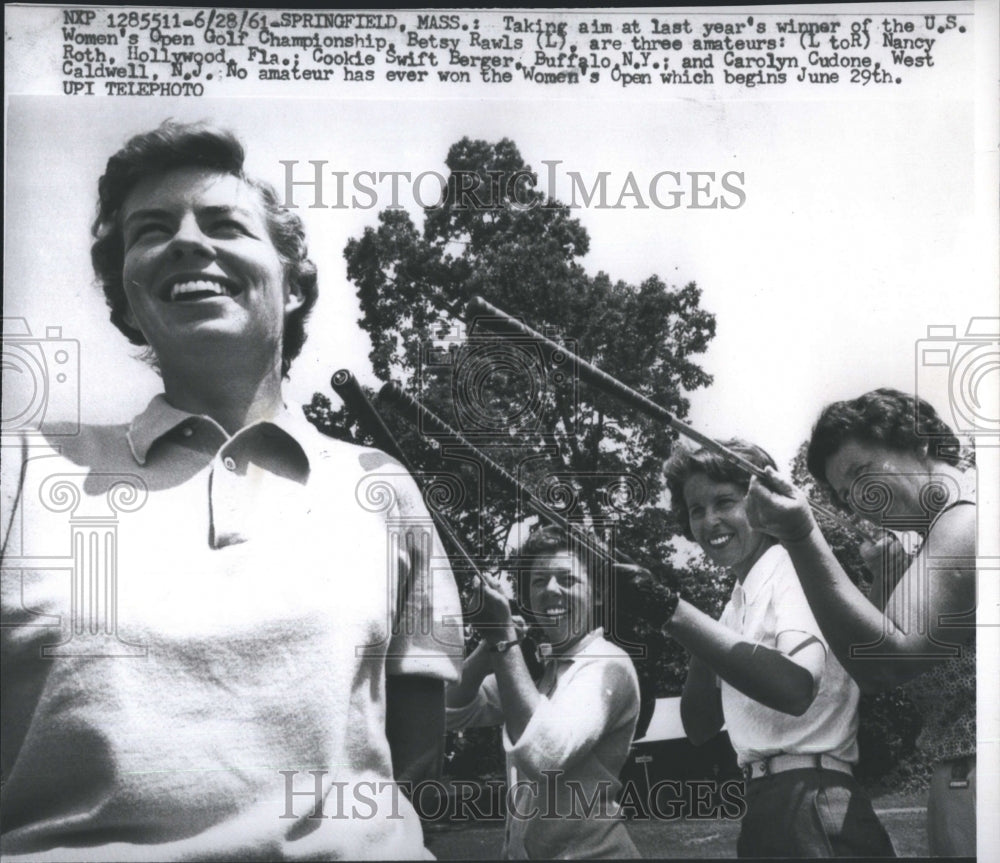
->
xmin=160 ymin=364 xmax=285 ymax=434
xmin=733 ymin=536 xmax=778 ymax=584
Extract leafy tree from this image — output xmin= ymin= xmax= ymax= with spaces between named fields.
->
xmin=313 ymin=136 xmax=713 ymax=561
xmin=306 ymin=138 xmax=718 ymax=737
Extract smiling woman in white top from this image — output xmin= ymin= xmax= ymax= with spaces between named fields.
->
xmin=660 ymin=438 xmax=895 ymax=859
xmin=446 ymin=525 xmax=640 ymax=860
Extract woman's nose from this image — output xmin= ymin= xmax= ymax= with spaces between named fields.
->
xmin=543 ymin=575 xmax=562 ymax=597
xmin=168 ymin=216 xmax=214 ymax=258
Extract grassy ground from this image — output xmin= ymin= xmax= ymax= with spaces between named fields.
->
xmin=425 ymin=789 xmax=927 ymax=859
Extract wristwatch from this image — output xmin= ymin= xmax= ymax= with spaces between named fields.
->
xmin=489 ymin=635 xmax=525 ymax=654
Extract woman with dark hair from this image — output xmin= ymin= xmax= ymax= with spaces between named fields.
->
xmin=90 ymin=119 xmax=319 ymax=377
xmin=445 ymin=525 xmax=641 ymax=859
xmin=1 ymin=121 xmax=463 ymax=860
xmin=746 ymin=388 xmax=976 ymax=856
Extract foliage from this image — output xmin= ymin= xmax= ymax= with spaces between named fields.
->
xmin=444 ymin=726 xmax=505 ymax=782
xmin=789 ymin=441 xmax=875 ymax=592
xmin=335 ymin=137 xmax=712 ymax=554
xmin=855 ymin=688 xmax=926 ymax=791
xmin=307 ymin=137 xmax=720 ymax=711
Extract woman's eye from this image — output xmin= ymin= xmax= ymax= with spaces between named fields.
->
xmin=210 ymin=219 xmax=247 ymax=235
xmin=131 ymin=223 xmax=168 ymax=240
xmin=124 ymin=225 xmax=169 ymax=250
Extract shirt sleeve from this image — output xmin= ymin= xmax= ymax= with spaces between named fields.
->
xmin=769 ymin=551 xmax=828 ymax=648
xmin=445 ymin=674 xmax=505 ymax=731
xmin=505 ymin=656 xmax=639 ymax=780
xmin=382 ymin=464 xmax=464 ymax=683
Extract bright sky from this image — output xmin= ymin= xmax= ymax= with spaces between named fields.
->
xmin=5 ymin=91 xmax=992 ymax=471
xmin=3 ymin=7 xmax=998 ymax=851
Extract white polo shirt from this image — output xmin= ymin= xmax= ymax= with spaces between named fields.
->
xmin=718 ymin=544 xmax=860 ymax=768
xmin=447 ymin=629 xmax=640 ymax=860
xmin=1 ymin=396 xmax=464 ymax=860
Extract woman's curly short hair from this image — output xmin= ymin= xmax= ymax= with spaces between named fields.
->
xmin=510 ymin=524 xmax=603 ymax=619
xmin=90 ymin=120 xmax=318 ymax=376
xmin=806 ymin=388 xmax=962 ymax=502
xmin=663 ymin=439 xmax=777 ymax=541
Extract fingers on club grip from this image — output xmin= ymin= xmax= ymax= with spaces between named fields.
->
xmin=755 ymin=468 xmax=794 ymax=497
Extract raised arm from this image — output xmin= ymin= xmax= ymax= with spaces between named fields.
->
xmin=666 ymin=599 xmax=824 ymax=717
xmin=507 ymin=656 xmax=638 ymax=780
xmin=746 ymin=469 xmax=976 ymax=690
xmin=616 ymin=561 xmax=824 ymax=717
xmin=476 ymin=573 xmax=539 ymax=741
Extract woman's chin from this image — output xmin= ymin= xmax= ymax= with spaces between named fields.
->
xmin=544 ymin=627 xmax=588 ymax=652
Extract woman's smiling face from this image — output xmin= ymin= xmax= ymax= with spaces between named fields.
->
xmin=528 ymin=550 xmax=593 ymax=652
xmin=120 ymin=166 xmax=301 ymax=367
xmin=824 ymin=438 xmax=937 ymax=525
xmin=683 ymin=474 xmax=772 ymax=581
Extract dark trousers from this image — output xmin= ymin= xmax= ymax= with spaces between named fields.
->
xmin=737 ymin=768 xmax=896 ymax=858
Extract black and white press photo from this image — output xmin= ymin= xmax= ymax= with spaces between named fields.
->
xmin=2 ymin=3 xmax=997 ymax=860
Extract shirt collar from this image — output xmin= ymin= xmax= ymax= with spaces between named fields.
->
xmin=732 ymin=543 xmax=783 ymax=604
xmin=126 ymin=393 xmax=313 ymax=468
xmin=538 ymin=627 xmax=606 ymax=662
xmin=127 ymin=395 xmax=197 ymax=465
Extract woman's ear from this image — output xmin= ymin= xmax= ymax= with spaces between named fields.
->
xmin=918 ymin=440 xmax=931 ymax=465
xmin=283 ymin=276 xmax=305 ymax=314
xmin=593 ymin=582 xmax=605 ymax=609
